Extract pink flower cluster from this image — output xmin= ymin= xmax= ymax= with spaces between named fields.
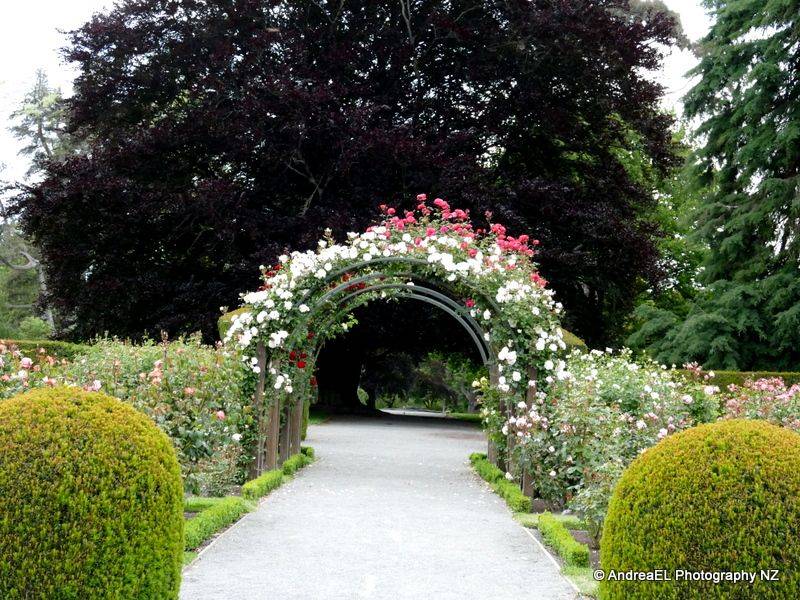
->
xmin=375 ymin=193 xmax=541 ymax=261
xmin=722 ymin=377 xmax=800 ymax=430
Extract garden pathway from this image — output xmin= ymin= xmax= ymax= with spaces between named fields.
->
xmin=180 ymin=414 xmax=577 ymax=600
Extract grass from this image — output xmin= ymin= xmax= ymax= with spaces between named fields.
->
xmin=469 ymin=452 xmax=532 ymax=513
xmin=563 ymin=565 xmax=598 ymax=597
xmin=445 ymin=412 xmax=482 ymax=424
xmin=308 ymin=407 xmax=331 ymax=425
xmin=514 ymin=512 xmax=585 ymax=530
xmin=183 ymin=551 xmax=198 ymax=566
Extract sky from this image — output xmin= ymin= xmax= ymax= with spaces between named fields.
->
xmin=0 ymin=0 xmax=713 ymax=186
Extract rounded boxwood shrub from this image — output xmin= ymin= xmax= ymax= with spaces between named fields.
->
xmin=600 ymin=419 xmax=800 ymax=599
xmin=0 ymin=387 xmax=184 ymax=599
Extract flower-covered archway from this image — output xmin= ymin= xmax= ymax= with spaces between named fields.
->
xmin=225 ymin=195 xmax=570 ymax=476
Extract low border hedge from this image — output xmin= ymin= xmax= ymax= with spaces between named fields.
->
xmin=676 ymin=368 xmax=800 ymax=389
xmin=241 ymin=447 xmax=315 ymax=501
xmin=184 ymin=496 xmax=253 ymax=551
xmin=470 ymin=453 xmax=532 ymax=513
xmin=242 ymin=469 xmax=284 ymax=501
xmin=538 ymin=512 xmax=590 ymax=567
xmin=2 ymin=339 xmax=89 ymax=360
xmin=282 ymin=451 xmax=313 ymax=476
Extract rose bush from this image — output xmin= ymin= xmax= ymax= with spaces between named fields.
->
xmin=720 ymin=376 xmax=800 ymax=431
xmin=507 ymin=348 xmax=720 ymax=539
xmin=58 ymin=336 xmax=253 ymax=494
xmin=0 ymin=337 xmax=253 ymax=495
xmin=0 ymin=340 xmax=67 ymax=398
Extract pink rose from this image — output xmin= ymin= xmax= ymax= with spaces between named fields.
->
xmin=216 ymin=410 xmax=226 ymax=420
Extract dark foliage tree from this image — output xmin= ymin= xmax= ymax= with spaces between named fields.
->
xmin=15 ymin=0 xmax=678 ymax=344
xmin=633 ymin=0 xmax=800 ymax=370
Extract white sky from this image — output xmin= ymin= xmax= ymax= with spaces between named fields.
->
xmin=0 ymin=0 xmax=713 ymax=185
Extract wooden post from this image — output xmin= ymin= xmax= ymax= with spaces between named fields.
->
xmin=487 ymin=362 xmax=506 ymax=471
xmin=279 ymin=402 xmax=291 ymax=464
xmin=251 ymin=343 xmax=267 ymax=478
xmin=266 ymin=392 xmax=281 ymax=470
xmin=289 ymin=395 xmax=303 ymax=455
xmin=521 ymin=366 xmax=538 ymax=499
xmin=261 ymin=354 xmax=281 ymax=472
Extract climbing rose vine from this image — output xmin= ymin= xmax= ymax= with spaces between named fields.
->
xmin=225 ymin=194 xmax=568 ymax=418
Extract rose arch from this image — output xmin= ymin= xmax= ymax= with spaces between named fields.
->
xmin=222 ymin=195 xmax=577 ymax=486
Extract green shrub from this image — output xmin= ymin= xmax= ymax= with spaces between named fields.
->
xmin=538 ymin=512 xmax=590 ymax=567
xmin=184 ymin=496 xmax=253 ymax=551
xmin=3 ymin=338 xmax=88 ymax=359
xmin=242 ymin=469 xmax=284 ymax=500
xmin=600 ymin=419 xmax=800 ymax=599
xmin=492 ymin=479 xmax=532 ymax=512
xmin=16 ymin=317 xmax=52 ymax=339
xmin=0 ymin=387 xmax=183 ymax=599
xmin=218 ymin=306 xmax=253 ymax=339
xmin=301 ymin=446 xmax=315 ymax=459
xmin=282 ymin=451 xmax=313 ymax=476
xmin=470 ymin=452 xmax=504 ymax=483
xmin=676 ymin=368 xmax=800 ymax=389
xmin=470 ymin=453 xmax=532 ymax=512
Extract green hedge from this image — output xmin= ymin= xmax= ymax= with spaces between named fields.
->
xmin=242 ymin=469 xmax=284 ymax=501
xmin=3 ymin=338 xmax=88 ymax=359
xmin=538 ymin=512 xmax=590 ymax=567
xmin=469 ymin=453 xmax=532 ymax=513
xmin=184 ymin=496 xmax=253 ymax=551
xmin=282 ymin=450 xmax=314 ymax=476
xmin=0 ymin=387 xmax=183 ymax=599
xmin=676 ymin=368 xmax=800 ymax=389
xmin=218 ymin=307 xmax=252 ymax=339
xmin=600 ymin=419 xmax=800 ymax=599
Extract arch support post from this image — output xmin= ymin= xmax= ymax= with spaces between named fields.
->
xmin=251 ymin=343 xmax=268 ymax=478
xmin=487 ymin=362 xmax=505 ymax=471
xmin=289 ymin=394 xmax=303 ymax=455
xmin=279 ymin=403 xmax=292 ymax=464
xmin=521 ymin=366 xmax=538 ymax=499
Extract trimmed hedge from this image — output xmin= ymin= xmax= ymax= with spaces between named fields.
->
xmin=560 ymin=328 xmax=587 ymax=350
xmin=218 ymin=307 xmax=252 ymax=339
xmin=0 ymin=387 xmax=184 ymax=599
xmin=241 ymin=447 xmax=315 ymax=500
xmin=538 ymin=512 xmax=590 ymax=567
xmin=242 ymin=469 xmax=284 ymax=500
xmin=600 ymin=419 xmax=800 ymax=599
xmin=2 ymin=338 xmax=88 ymax=359
xmin=676 ymin=368 xmax=800 ymax=389
xmin=282 ymin=450 xmax=314 ymax=475
xmin=470 ymin=453 xmax=532 ymax=513
xmin=184 ymin=496 xmax=253 ymax=551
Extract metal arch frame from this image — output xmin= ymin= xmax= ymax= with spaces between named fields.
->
xmin=307 ymin=282 xmax=493 ymax=365
xmin=296 ymin=256 xmax=504 ymax=317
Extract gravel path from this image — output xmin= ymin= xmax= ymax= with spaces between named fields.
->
xmin=180 ymin=414 xmax=577 ymax=600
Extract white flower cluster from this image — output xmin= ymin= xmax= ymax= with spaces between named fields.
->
xmin=225 ymin=216 xmax=563 ymax=396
